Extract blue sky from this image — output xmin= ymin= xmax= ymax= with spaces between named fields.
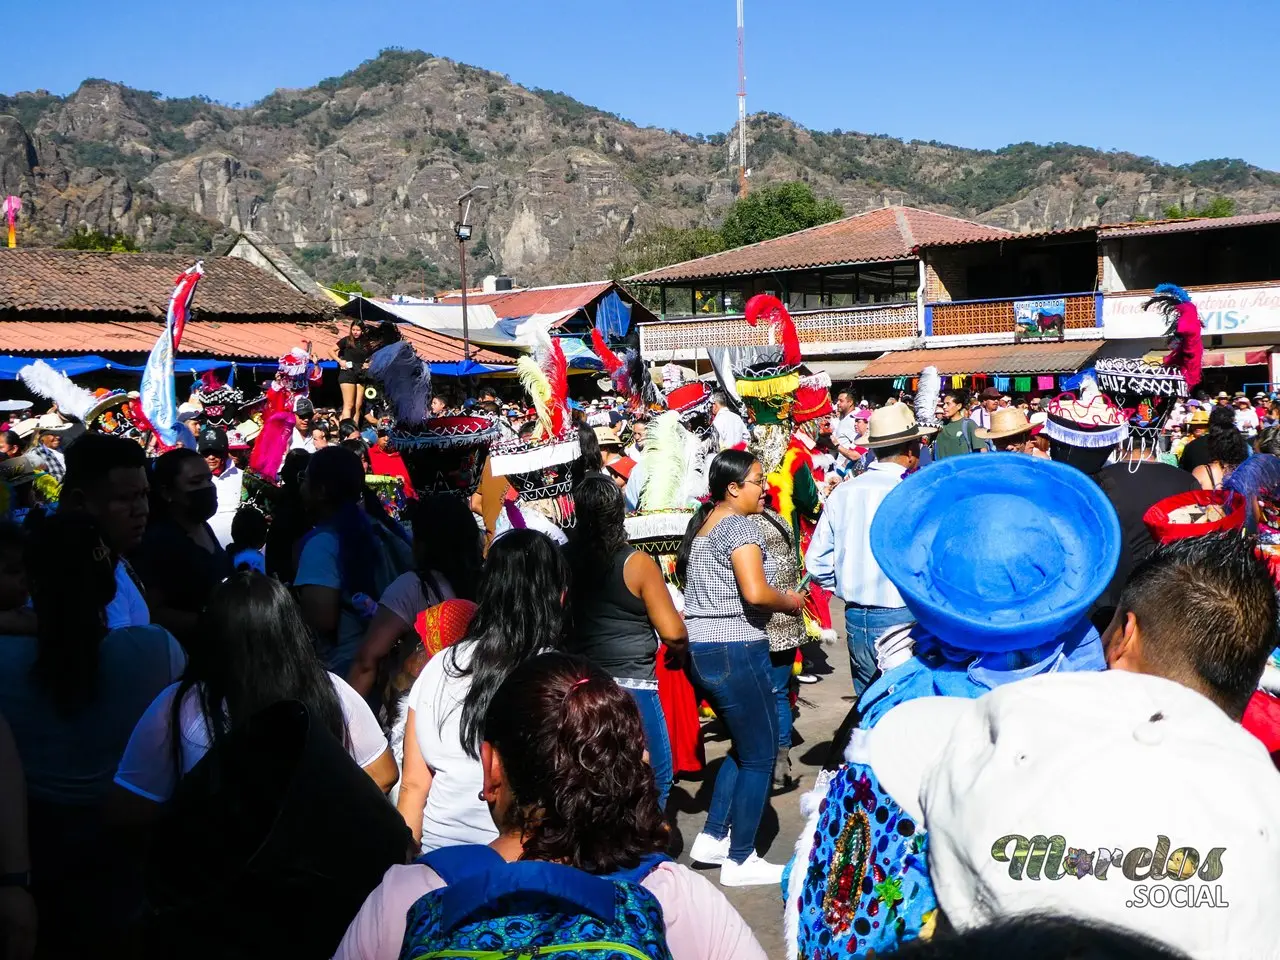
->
xmin=6 ymin=0 xmax=1279 ymax=170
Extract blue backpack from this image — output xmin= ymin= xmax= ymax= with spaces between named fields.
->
xmin=400 ymin=844 xmax=674 ymax=960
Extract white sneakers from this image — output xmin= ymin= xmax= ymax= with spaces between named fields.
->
xmin=719 ymin=852 xmax=786 ymax=887
xmin=690 ymin=832 xmax=786 ymax=886
xmin=688 ymin=831 xmax=730 ymax=865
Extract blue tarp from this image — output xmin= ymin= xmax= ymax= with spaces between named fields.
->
xmin=0 ymin=353 xmax=511 ymax=382
xmin=0 ymin=354 xmax=239 ymax=380
xmin=430 ymin=360 xmax=515 ymax=377
xmin=595 ymin=291 xmax=632 ymax=338
xmin=557 ymin=338 xmax=604 ymax=372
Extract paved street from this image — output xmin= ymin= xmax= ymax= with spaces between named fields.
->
xmin=667 ymin=634 xmax=852 ymax=959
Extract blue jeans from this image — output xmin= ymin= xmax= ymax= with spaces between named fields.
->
xmin=624 ymin=686 xmax=672 ymax=811
xmin=769 ymin=649 xmax=795 ymax=749
xmin=689 ymin=640 xmax=778 ymax=864
xmin=844 ymin=603 xmax=913 ymax=698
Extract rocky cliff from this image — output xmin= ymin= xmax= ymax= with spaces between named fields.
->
xmin=2 ymin=49 xmax=1278 ymax=292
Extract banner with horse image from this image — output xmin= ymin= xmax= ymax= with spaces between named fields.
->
xmin=1013 ymin=298 xmax=1066 ymax=342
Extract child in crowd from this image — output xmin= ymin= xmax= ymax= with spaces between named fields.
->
xmin=228 ymin=507 xmax=268 ymax=575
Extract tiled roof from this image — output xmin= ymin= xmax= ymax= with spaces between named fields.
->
xmin=0 ymin=318 xmax=510 ymax=364
xmin=854 ymin=340 xmax=1104 ymax=378
xmin=913 ymin=224 xmax=1100 ymax=250
xmin=1097 ymin=210 xmax=1280 ymax=239
xmin=0 ymin=248 xmax=334 ymax=320
xmin=626 ymin=207 xmax=1013 ymax=284
xmin=435 ymin=281 xmax=615 ymax=319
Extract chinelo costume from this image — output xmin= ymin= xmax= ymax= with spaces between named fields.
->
xmin=367 ymin=340 xmax=499 ymax=504
xmin=486 ymin=325 xmax=581 ymax=543
xmin=785 ymin=455 xmax=1121 ymax=959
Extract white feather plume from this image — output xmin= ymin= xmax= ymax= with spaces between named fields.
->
xmin=914 ymin=365 xmax=942 ymax=427
xmin=1079 ymin=372 xmax=1100 ymax=403
xmin=369 ymin=341 xmax=431 ymax=426
xmin=18 ymin=360 xmax=96 ymax=422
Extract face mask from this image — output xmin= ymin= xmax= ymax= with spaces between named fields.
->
xmin=185 ymin=486 xmax=218 ymax=523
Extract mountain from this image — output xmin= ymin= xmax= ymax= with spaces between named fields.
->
xmin=3 ymin=49 xmax=1279 ymax=293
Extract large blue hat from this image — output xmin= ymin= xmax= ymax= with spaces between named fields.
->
xmin=870 ymin=456 xmax=1120 ymax=653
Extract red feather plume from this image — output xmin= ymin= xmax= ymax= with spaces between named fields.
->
xmin=545 ymin=337 xmax=569 ymax=436
xmin=590 ymin=327 xmax=624 ymax=375
xmin=744 ymin=294 xmax=802 ymax=367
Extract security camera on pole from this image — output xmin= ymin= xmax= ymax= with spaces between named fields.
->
xmin=454 ymin=185 xmax=489 ymax=365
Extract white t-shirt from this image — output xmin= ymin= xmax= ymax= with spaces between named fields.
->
xmin=209 ymin=464 xmax=243 ymax=548
xmin=106 ymin=559 xmax=150 ymax=629
xmin=1235 ymin=407 xmax=1260 ymax=435
xmin=113 ymin=671 xmax=388 ymax=803
xmin=712 ymin=407 xmax=750 ymax=451
xmin=378 ymin=571 xmax=454 ymax=627
xmin=409 ymin=642 xmax=499 ymax=851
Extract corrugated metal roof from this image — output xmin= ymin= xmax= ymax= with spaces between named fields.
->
xmin=0 ymin=319 xmax=511 ymax=363
xmin=0 ymin=248 xmax=334 ymax=319
xmin=854 ymin=340 xmax=1104 ymax=378
xmin=1098 ymin=211 xmax=1280 ymax=239
xmin=626 ymin=207 xmax=1013 ymax=284
xmin=435 ymin=281 xmax=614 ymax=319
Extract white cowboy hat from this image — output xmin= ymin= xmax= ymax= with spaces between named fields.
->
xmin=863 ymin=404 xmax=937 ymax=449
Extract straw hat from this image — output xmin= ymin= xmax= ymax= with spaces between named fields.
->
xmin=975 ymin=407 xmax=1033 ymax=441
xmin=1189 ymin=409 xmax=1210 ymax=426
xmin=864 ymin=404 xmax=937 ymax=449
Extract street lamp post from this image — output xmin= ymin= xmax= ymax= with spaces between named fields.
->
xmin=454 ymin=185 xmax=488 ymax=365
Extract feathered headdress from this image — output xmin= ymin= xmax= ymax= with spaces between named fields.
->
xmin=744 ymin=294 xmax=802 ymax=368
xmin=639 ymin=411 xmax=688 ymax=512
xmin=516 ymin=325 xmax=569 ymax=439
xmin=915 ymin=366 xmax=942 ymax=429
xmin=369 ymin=341 xmax=432 ymax=427
xmin=1143 ymin=283 xmax=1194 ymax=337
xmin=18 ymin=360 xmax=97 ymax=422
xmin=1143 ymin=282 xmax=1204 ymax=390
xmin=589 ymin=327 xmax=637 ymax=404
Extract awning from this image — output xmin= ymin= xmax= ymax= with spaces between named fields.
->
xmin=1142 ymin=347 xmax=1271 ymax=368
xmin=854 ymin=340 xmax=1104 ymax=379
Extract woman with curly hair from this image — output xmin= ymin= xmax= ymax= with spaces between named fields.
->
xmin=335 ymin=652 xmax=765 ymax=960
xmin=565 ymin=476 xmax=687 ymax=808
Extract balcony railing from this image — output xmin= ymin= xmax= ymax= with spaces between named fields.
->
xmin=640 ymin=302 xmax=919 ymax=356
xmin=927 ymin=293 xmax=1101 ymax=337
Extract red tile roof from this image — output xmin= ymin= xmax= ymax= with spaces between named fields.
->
xmin=0 ymin=248 xmax=334 ymax=320
xmin=854 ymin=340 xmax=1104 ymax=378
xmin=435 ymin=281 xmax=615 ymax=319
xmin=626 ymin=207 xmax=1013 ymax=284
xmin=912 ymin=224 xmax=1100 ymax=250
xmin=1097 ymin=210 xmax=1280 ymax=239
xmin=0 ymin=319 xmax=510 ymax=364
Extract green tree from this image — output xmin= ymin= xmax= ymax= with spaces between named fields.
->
xmin=608 ymin=224 xmax=724 ymax=280
xmin=56 ymin=227 xmax=138 ymax=252
xmin=329 ymin=280 xmax=374 ymax=296
xmin=1163 ymin=196 xmax=1237 ymax=219
xmin=717 ymin=181 xmax=845 ymax=249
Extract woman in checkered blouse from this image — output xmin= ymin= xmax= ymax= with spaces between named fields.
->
xmin=674 ymin=450 xmax=805 ymax=888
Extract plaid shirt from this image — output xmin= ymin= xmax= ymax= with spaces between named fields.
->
xmin=30 ymin=444 xmax=65 ymax=482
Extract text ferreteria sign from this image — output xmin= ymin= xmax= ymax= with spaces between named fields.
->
xmin=1104 ymin=286 xmax=1280 ymax=339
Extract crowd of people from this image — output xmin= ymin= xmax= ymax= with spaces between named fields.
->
xmin=0 ymin=309 xmax=1277 ymax=960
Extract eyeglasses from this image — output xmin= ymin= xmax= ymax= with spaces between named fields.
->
xmin=739 ymin=477 xmax=764 ymax=487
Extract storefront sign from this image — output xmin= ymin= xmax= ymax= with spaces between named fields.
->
xmin=1104 ymin=286 xmax=1280 ymax=339
xmin=1013 ymin=298 xmax=1066 ymax=342
xmin=1094 ymin=357 xmax=1188 ymax=399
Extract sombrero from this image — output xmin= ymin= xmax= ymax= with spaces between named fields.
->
xmin=871 ymin=455 xmax=1120 ymax=653
xmin=1143 ymin=490 xmax=1245 ymax=545
xmin=624 ymin=509 xmax=694 ymax=558
xmin=392 ymin=416 xmax=500 ymax=498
